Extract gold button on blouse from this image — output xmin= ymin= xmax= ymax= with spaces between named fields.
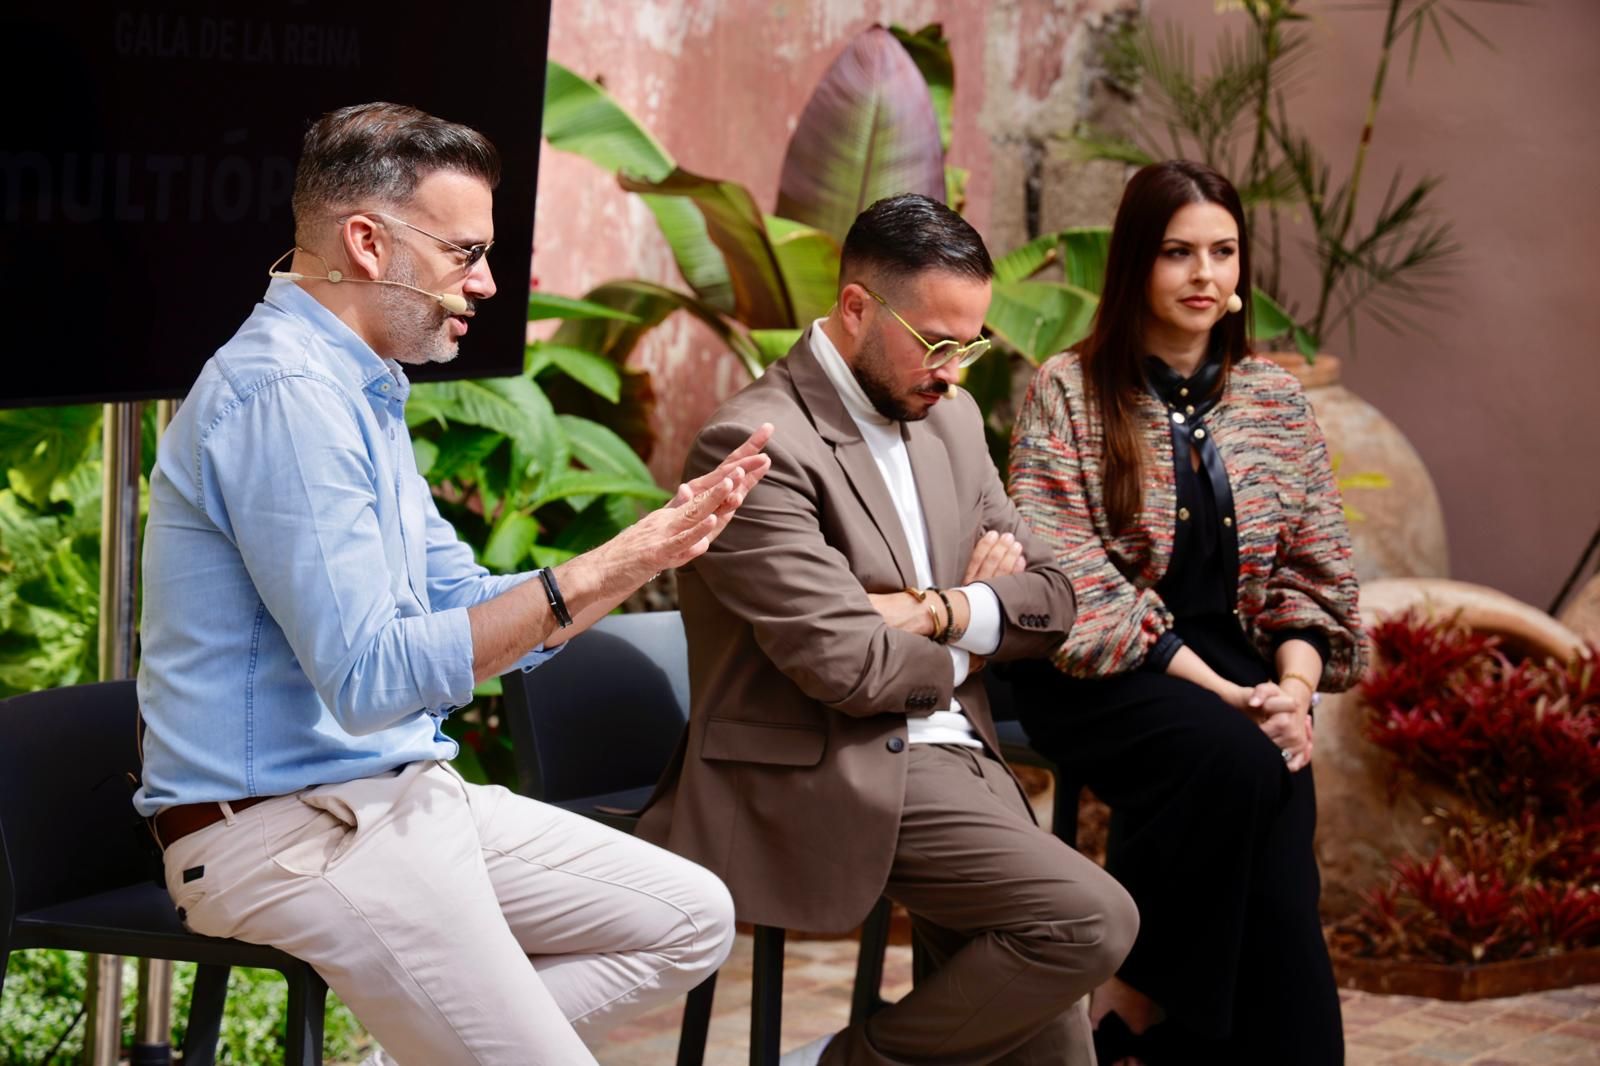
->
xmin=1178 ymin=507 xmax=1191 ymax=521
xmin=1171 ymin=411 xmax=1186 ymax=425
xmin=1193 ymin=428 xmax=1207 ymax=440
xmin=1223 ymin=516 xmax=1234 ymax=528
xmin=1179 ymin=387 xmax=1189 ymax=397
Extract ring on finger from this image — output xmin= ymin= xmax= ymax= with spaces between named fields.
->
xmin=1281 ymin=747 xmax=1292 ymax=763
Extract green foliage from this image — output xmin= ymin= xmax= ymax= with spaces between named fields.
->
xmin=0 ymin=407 xmax=106 ymax=698
xmin=0 ymin=951 xmax=370 ymax=1065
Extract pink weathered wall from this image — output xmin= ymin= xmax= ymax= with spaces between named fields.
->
xmin=1150 ymin=0 xmax=1600 ymax=608
xmin=532 ymin=0 xmax=1133 ymax=486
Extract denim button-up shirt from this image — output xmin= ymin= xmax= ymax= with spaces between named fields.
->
xmin=135 ymin=279 xmax=554 ymax=816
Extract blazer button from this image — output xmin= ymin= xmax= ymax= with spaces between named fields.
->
xmin=886 ymin=737 xmax=906 ymax=753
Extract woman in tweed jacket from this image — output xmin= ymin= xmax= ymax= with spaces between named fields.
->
xmin=1008 ymin=161 xmax=1362 ymax=1064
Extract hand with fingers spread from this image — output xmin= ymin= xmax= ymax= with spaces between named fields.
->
xmin=963 ymin=529 xmax=1027 ymax=584
xmin=606 ymin=422 xmax=775 ymax=580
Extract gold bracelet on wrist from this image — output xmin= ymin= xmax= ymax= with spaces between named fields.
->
xmin=1280 ymin=672 xmax=1317 ymax=701
xmin=923 ymin=600 xmax=943 ymax=638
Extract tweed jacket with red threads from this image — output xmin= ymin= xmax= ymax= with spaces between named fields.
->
xmin=1009 ymin=351 xmax=1364 ymax=691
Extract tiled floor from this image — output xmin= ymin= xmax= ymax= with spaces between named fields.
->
xmin=591 ymin=933 xmax=1600 ymax=1064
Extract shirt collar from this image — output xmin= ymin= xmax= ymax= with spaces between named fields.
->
xmin=1143 ymin=353 xmax=1223 ymax=416
xmin=262 ymin=278 xmax=410 ymax=401
xmin=809 ymin=319 xmax=893 ymax=428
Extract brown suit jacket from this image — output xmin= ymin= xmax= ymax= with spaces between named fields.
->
xmin=637 ymin=332 xmax=1075 ymax=932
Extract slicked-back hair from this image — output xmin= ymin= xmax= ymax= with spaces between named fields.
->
xmin=292 ymin=102 xmax=500 ymax=235
xmin=839 ymin=194 xmax=993 ymax=294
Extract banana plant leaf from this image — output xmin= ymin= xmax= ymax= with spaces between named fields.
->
xmin=993 ymin=228 xmax=1112 ymax=293
xmin=528 ymin=290 xmax=643 ymax=323
xmin=544 ymin=62 xmax=735 ymax=313
xmin=526 ymin=343 xmax=622 ymax=403
xmin=550 ymin=279 xmax=766 ymax=381
xmin=986 ymin=280 xmax=1099 ymax=365
xmin=765 ymin=216 xmax=841 ymax=324
xmin=776 ymin=25 xmax=946 ymax=243
xmin=889 ymin=23 xmax=954 ymax=152
xmin=750 ymin=328 xmax=805 ymax=367
xmin=618 ymin=168 xmax=794 ymax=329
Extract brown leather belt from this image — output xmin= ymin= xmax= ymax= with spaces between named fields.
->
xmin=154 ymin=795 xmax=272 ymax=848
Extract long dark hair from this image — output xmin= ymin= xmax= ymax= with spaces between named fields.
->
xmin=1081 ymin=160 xmax=1251 ymax=533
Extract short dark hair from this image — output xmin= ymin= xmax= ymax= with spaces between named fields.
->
xmin=292 ymin=102 xmax=500 ymax=232
xmin=839 ymin=194 xmax=993 ymax=293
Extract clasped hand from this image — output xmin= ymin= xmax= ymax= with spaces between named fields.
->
xmin=1236 ymin=681 xmax=1314 ymax=772
xmin=865 ymin=530 xmax=1026 ymax=654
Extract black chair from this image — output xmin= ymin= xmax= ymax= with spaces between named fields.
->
xmin=0 ymin=681 xmax=328 ymax=1066
xmin=986 ymin=667 xmax=1083 ymax=849
xmin=500 ymin=610 xmax=894 ymax=1066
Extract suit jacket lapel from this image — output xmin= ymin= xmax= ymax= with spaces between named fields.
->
xmin=787 ymin=329 xmax=919 ymax=587
xmin=904 ymin=421 xmax=958 ymax=586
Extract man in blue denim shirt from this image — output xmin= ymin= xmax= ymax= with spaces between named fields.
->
xmin=137 ymin=102 xmax=771 ymax=1064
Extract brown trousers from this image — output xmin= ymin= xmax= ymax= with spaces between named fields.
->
xmin=823 ymin=744 xmax=1139 ymax=1066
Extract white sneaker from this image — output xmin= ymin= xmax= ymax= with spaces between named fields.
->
xmin=779 ymin=1031 xmax=837 ymax=1066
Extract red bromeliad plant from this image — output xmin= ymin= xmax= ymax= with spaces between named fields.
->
xmin=1338 ymin=611 xmax=1600 ymax=964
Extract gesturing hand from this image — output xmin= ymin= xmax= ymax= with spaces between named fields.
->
xmin=963 ymin=530 xmax=1026 ymax=584
xmin=606 ymin=423 xmax=774 ymax=579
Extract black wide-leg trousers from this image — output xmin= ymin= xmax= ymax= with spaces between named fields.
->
xmin=1011 ymin=615 xmax=1343 ymax=1065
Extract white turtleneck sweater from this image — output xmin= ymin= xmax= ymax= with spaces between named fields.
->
xmin=810 ymin=322 xmax=1001 ymax=748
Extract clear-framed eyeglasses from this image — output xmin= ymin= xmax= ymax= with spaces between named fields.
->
xmin=863 ymin=287 xmax=991 ymax=369
xmin=341 ymin=210 xmax=494 ymax=273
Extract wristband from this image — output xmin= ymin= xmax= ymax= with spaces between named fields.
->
xmin=932 ymin=587 xmax=956 ymax=644
xmin=539 ymin=567 xmax=573 ymax=628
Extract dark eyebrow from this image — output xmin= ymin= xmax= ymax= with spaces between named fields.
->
xmin=1161 ymin=237 xmax=1238 ymax=247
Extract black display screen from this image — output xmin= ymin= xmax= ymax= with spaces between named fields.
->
xmin=0 ymin=1 xmax=551 ymax=407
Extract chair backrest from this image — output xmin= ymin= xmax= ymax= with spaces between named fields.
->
xmin=0 ymin=680 xmax=157 ymax=929
xmin=500 ymin=610 xmax=690 ymax=804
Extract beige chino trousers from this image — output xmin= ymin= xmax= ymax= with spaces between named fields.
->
xmin=161 ymin=760 xmax=734 ymax=1065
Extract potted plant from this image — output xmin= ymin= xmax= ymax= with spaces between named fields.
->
xmin=1317 ymin=594 xmax=1599 ymax=998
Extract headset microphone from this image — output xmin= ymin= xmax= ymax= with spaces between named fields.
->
xmin=268 ymin=250 xmax=469 ymax=315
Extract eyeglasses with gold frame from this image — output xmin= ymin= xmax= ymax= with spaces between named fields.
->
xmin=863 ymin=287 xmax=991 ymax=369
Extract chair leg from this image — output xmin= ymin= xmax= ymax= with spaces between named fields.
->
xmin=283 ymin=962 xmax=328 ymax=1066
xmin=180 ymin=963 xmax=231 ymax=1066
xmin=750 ymin=925 xmax=786 ymax=1066
xmin=1053 ymin=776 xmax=1081 ymax=851
xmin=676 ymin=970 xmax=717 ymax=1066
xmin=850 ymin=898 xmax=893 ymax=1026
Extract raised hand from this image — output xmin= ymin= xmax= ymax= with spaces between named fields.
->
xmin=604 ymin=423 xmax=774 ymax=580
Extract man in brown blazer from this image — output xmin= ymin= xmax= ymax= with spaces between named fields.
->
xmin=639 ymin=195 xmax=1137 ymax=1065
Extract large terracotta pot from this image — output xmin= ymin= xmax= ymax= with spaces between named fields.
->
xmin=1314 ymin=578 xmax=1587 ymax=919
xmin=1557 ymin=572 xmax=1600 ymax=646
xmin=1265 ymin=353 xmax=1449 ymax=583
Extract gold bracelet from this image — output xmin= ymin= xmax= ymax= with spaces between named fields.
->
xmin=923 ymin=600 xmax=944 ymax=638
xmin=1280 ymin=672 xmax=1317 ymax=699
xmin=905 ymin=586 xmax=929 ymax=603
